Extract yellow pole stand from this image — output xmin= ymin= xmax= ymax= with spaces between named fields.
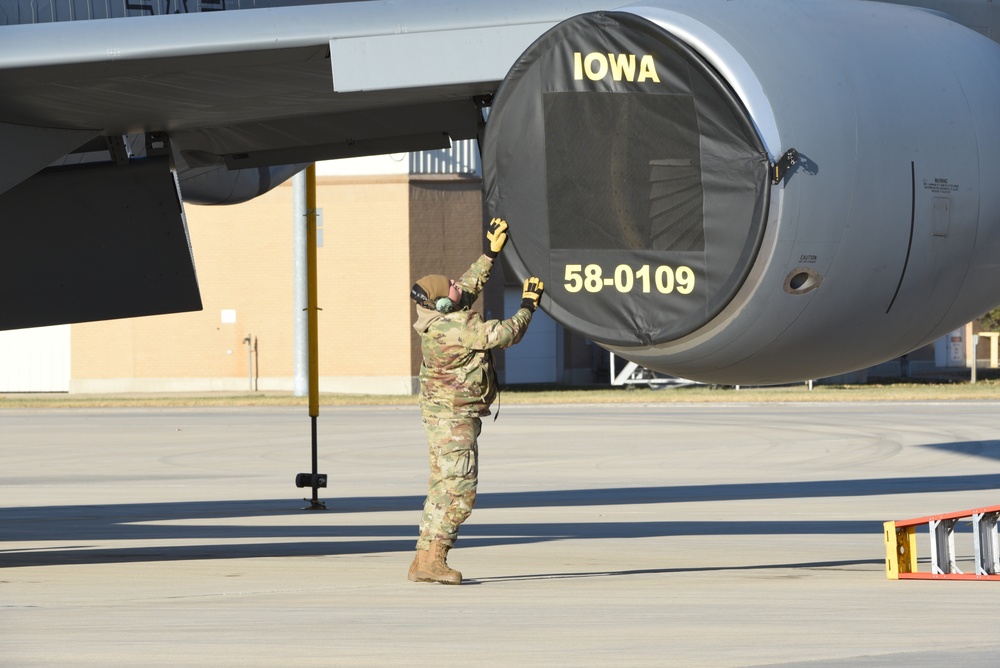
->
xmin=304 ymin=164 xmax=325 ymax=509
xmin=306 ymin=164 xmax=319 ymax=419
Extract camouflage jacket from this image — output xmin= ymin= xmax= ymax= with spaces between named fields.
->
xmin=413 ymin=254 xmax=533 ymax=417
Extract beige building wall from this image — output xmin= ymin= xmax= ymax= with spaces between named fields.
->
xmin=71 ymin=174 xmax=428 ymax=394
xmin=66 ymin=170 xmax=595 ymax=394
xmin=314 ymin=175 xmax=414 ymax=392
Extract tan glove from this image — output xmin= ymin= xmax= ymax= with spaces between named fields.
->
xmin=520 ymin=277 xmax=544 ymax=312
xmin=485 ymin=217 xmax=508 ymax=259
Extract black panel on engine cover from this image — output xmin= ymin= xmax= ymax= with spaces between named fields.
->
xmin=483 ymin=11 xmax=770 ymax=346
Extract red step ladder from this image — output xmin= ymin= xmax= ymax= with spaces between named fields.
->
xmin=884 ymin=504 xmax=1000 ymax=580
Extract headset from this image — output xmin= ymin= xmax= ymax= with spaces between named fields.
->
xmin=411 ymin=283 xmax=457 ymax=313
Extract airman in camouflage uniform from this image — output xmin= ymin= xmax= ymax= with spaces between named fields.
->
xmin=407 ymin=218 xmax=545 ymax=585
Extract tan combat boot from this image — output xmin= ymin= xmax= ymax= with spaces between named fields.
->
xmin=406 ymin=550 xmax=424 ymax=582
xmin=408 ymin=541 xmax=462 ymax=585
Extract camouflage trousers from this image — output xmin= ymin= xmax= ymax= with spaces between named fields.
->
xmin=416 ymin=414 xmax=482 ymax=550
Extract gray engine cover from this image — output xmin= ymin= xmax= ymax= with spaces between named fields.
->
xmin=484 ymin=0 xmax=1000 ymax=383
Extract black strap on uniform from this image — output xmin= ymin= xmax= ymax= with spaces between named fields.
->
xmin=489 ymin=349 xmax=500 ymax=421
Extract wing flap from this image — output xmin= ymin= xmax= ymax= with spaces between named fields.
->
xmin=0 ymin=122 xmax=97 ymax=196
xmin=0 ymin=157 xmax=202 ymax=330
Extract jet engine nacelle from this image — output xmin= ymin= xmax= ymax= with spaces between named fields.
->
xmin=483 ymin=0 xmax=1000 ymax=384
xmin=177 ymin=160 xmax=305 ymax=206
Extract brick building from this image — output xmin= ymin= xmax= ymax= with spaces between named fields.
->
xmin=0 ymin=147 xmax=600 ymax=393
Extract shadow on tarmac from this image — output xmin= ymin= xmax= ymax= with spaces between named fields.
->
xmin=467 ymin=559 xmax=883 ymax=584
xmin=923 ymin=441 xmax=1000 ymax=461
xmin=3 ymin=467 xmax=998 ymax=569
xmin=0 ymin=524 xmax=885 ymax=570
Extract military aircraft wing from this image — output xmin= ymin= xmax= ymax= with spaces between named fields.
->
xmin=0 ymin=0 xmax=613 ymax=192
xmin=0 ymin=0 xmax=608 ymax=330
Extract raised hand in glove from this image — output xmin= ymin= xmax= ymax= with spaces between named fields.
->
xmin=521 ymin=277 xmax=544 ymax=312
xmin=485 ymin=217 xmax=508 ymax=259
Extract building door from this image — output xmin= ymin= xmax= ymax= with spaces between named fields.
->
xmin=0 ymin=325 xmax=71 ymax=392
xmin=503 ymin=288 xmax=558 ymax=383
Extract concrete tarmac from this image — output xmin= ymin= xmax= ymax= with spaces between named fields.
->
xmin=3 ymin=401 xmax=1000 ymax=666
